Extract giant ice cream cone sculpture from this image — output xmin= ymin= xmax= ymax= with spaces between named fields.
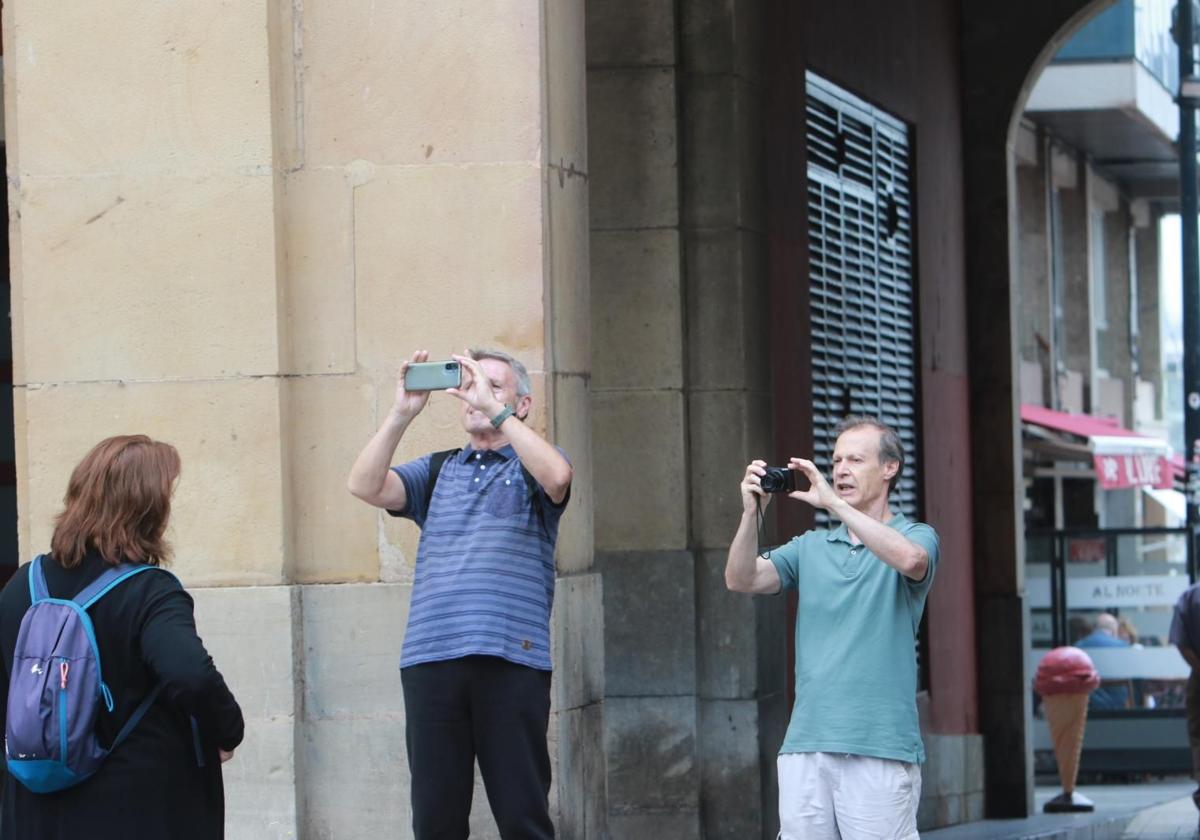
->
xmin=1034 ymin=646 xmax=1100 ymax=813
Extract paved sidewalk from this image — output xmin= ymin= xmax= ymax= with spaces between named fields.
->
xmin=1122 ymin=795 xmax=1199 ymax=839
xmin=923 ymin=782 xmax=1196 ymax=839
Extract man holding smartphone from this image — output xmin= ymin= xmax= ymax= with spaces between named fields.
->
xmin=725 ymin=416 xmax=938 ymax=839
xmin=348 ymin=348 xmax=571 ymax=840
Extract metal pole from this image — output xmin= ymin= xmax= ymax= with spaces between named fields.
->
xmin=1178 ymin=1 xmax=1200 ymax=582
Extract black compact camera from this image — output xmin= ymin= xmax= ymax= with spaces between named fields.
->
xmin=760 ymin=466 xmax=797 ymax=494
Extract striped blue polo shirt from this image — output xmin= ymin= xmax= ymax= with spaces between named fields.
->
xmin=390 ymin=444 xmax=568 ymax=671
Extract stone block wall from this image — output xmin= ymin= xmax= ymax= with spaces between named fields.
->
xmin=587 ymin=0 xmax=784 ymax=836
xmin=4 ymin=1 xmax=603 ymax=837
xmin=586 ymin=2 xmax=694 ymax=831
xmin=918 ymin=734 xmax=986 ymax=829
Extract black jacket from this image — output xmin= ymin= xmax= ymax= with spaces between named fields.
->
xmin=0 ymin=551 xmax=244 ymax=839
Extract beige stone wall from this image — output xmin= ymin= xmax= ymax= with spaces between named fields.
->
xmin=4 ymin=0 xmax=590 ymax=588
xmin=6 ymin=1 xmax=286 ymax=585
xmin=4 ymin=0 xmax=601 ymax=837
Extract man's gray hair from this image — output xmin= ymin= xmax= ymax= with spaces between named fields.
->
xmin=470 ymin=348 xmax=532 ymax=397
xmin=834 ymin=415 xmax=904 ymax=492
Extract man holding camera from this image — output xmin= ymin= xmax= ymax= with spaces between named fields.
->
xmin=348 ymin=348 xmax=571 ymax=840
xmin=725 ymin=416 xmax=938 ymax=839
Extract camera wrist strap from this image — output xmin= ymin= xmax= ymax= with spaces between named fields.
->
xmin=755 ymin=497 xmax=779 ymax=559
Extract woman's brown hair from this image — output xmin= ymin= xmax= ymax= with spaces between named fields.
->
xmin=50 ymin=435 xmax=181 ymax=568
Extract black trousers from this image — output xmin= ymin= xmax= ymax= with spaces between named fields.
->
xmin=401 ymin=656 xmax=554 ymax=839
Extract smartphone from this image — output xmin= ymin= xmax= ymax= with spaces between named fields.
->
xmin=404 ymin=360 xmax=462 ymax=391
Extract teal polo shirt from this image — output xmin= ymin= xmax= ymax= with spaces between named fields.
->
xmin=767 ymin=513 xmax=939 ymax=764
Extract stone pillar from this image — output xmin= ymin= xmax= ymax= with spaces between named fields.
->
xmin=1104 ymin=201 xmax=1134 ymax=426
xmin=587 ymin=0 xmax=783 ymax=835
xmin=1059 ymin=162 xmax=1093 ymax=407
xmin=586 ymin=1 xmax=696 ymax=835
xmin=1015 ymin=136 xmax=1053 ymax=402
xmin=1136 ymin=211 xmax=1164 ymax=414
xmin=4 ymin=1 xmax=601 ymax=837
xmin=679 ymin=2 xmax=786 ymax=838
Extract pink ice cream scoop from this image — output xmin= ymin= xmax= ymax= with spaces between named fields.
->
xmin=1034 ymin=646 xmax=1100 ymax=696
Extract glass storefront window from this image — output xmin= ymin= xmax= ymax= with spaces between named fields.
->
xmin=1028 ymin=529 xmax=1191 ymax=712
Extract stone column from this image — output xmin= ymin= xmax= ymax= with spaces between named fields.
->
xmin=5 ymin=1 xmax=600 ymax=837
xmin=679 ymin=2 xmax=787 ymax=838
xmin=1015 ymin=133 xmax=1053 ymax=404
xmin=586 ymin=0 xmax=697 ymax=834
xmin=587 ymin=0 xmax=784 ymax=835
xmin=1135 ymin=211 xmax=1163 ymax=413
xmin=1059 ymin=159 xmax=1093 ymax=410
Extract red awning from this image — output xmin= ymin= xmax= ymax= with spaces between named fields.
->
xmin=1020 ymin=403 xmax=1144 ymax=439
xmin=1021 ymin=404 xmax=1172 ymax=490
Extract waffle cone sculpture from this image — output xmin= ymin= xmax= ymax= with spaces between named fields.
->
xmin=1034 ymin=646 xmax=1100 ymax=813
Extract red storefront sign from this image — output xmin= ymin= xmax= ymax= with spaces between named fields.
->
xmin=1067 ymin=538 xmax=1106 ymax=564
xmin=1092 ymin=453 xmax=1173 ymax=490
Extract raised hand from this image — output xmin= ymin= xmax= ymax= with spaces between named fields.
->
xmin=740 ymin=460 xmax=770 ymax=514
xmin=787 ymin=458 xmax=839 ymax=511
xmin=393 ymin=350 xmax=433 ymax=420
xmin=446 ymin=352 xmax=505 ymax=419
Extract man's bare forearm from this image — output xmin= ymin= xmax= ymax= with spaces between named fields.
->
xmin=725 ymin=511 xmax=761 ymax=592
xmin=348 ymin=410 xmax=413 ymax=503
xmin=497 ymin=416 xmax=572 ymax=504
xmin=827 ymin=498 xmax=928 ymax=580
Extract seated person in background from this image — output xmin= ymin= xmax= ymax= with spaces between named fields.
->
xmin=1118 ymin=616 xmax=1143 ymax=649
xmin=1078 ymin=612 xmax=1127 ymax=648
xmin=1078 ymin=612 xmax=1131 ymax=709
xmin=1069 ymin=615 xmax=1094 ymax=644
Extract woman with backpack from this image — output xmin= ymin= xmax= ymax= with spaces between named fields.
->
xmin=0 ymin=435 xmax=244 ymax=839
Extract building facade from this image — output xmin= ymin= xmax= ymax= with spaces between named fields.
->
xmin=0 ymin=0 xmax=1141 ymax=837
xmin=1016 ymin=0 xmax=1191 ymax=781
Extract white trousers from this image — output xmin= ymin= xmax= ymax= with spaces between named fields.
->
xmin=778 ymin=752 xmax=921 ymax=840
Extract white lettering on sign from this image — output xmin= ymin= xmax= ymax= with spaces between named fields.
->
xmin=1093 ymin=453 xmax=1171 ymax=489
xmin=1101 ymin=457 xmax=1119 ymax=483
xmin=1125 ymin=455 xmax=1162 ymax=486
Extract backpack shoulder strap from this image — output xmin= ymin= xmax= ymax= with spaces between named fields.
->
xmin=424 ymin=448 xmax=462 ymax=513
xmin=73 ymin=564 xmax=168 ymax=610
xmin=107 ymin=681 xmax=166 ymax=754
xmin=28 ymin=555 xmax=49 ymax=604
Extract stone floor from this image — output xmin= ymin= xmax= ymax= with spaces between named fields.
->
xmin=1122 ymin=795 xmax=1200 ymax=840
xmin=922 ymin=781 xmax=1196 ymax=839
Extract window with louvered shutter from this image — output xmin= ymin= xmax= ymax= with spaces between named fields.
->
xmin=805 ymin=72 xmax=921 ymax=524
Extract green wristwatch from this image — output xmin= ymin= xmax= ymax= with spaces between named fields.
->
xmin=490 ymin=404 xmax=515 ymax=429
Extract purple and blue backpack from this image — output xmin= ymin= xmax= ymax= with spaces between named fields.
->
xmin=5 ymin=554 xmax=167 ymax=793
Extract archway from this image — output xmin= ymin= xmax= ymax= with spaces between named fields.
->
xmin=961 ymin=0 xmax=1120 ymax=817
